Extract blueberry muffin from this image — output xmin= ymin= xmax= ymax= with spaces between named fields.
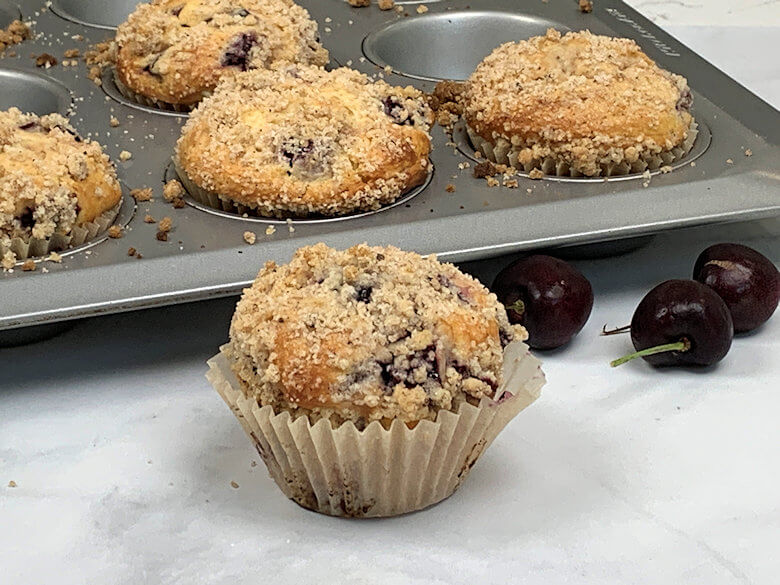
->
xmin=0 ymin=109 xmax=122 ymax=262
xmin=464 ymin=29 xmax=696 ymax=177
xmin=226 ymin=243 xmax=527 ymax=426
xmin=113 ymin=0 xmax=329 ymax=110
xmin=175 ymin=65 xmax=433 ymax=217
xmin=209 ymin=243 xmax=544 ymax=516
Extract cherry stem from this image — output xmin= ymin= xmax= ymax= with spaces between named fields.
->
xmin=602 ymin=324 xmax=631 ymax=336
xmin=506 ymin=299 xmax=525 ymax=317
xmin=610 ymin=338 xmax=691 ymax=368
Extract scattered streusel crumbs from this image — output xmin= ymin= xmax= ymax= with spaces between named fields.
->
xmin=158 ymin=217 xmax=173 ymax=233
xmin=119 ymin=150 xmax=132 ymax=162
xmin=7 ymin=480 xmax=17 ymax=488
xmin=445 ymin=184 xmax=456 ymax=193
xmin=528 ymin=169 xmax=545 ymax=180
xmin=172 ymin=198 xmax=186 ymax=209
xmin=286 ymin=219 xmax=295 ymax=233
xmin=2 ymin=251 xmax=17 ymax=271
xmin=243 ymin=231 xmax=257 ymax=245
xmin=109 ymin=116 xmax=120 ymax=127
xmin=486 ymin=176 xmax=500 ymax=187
xmin=47 ymin=252 xmax=62 ymax=263
xmin=659 ymin=165 xmax=673 ymax=174
xmin=473 ymin=161 xmax=498 ymax=179
xmin=156 ymin=231 xmax=168 ymax=242
xmin=163 ymin=179 xmax=185 ymax=202
xmin=88 ymin=65 xmax=102 ymax=85
xmin=0 ymin=20 xmax=31 ymax=54
xmin=108 ymin=225 xmax=123 ymax=238
xmin=726 ymin=158 xmax=734 ymax=164
xmin=579 ymin=0 xmax=593 ymax=13
xmin=230 ymin=481 xmax=240 ymax=489
xmin=21 ymin=259 xmax=36 ymax=271
xmin=416 ymin=5 xmax=429 ymax=14
xmin=265 ymin=225 xmax=276 ymax=235
xmin=35 ymin=53 xmax=57 ymax=68
xmin=64 ymin=48 xmax=80 ymax=58
xmin=130 ymin=187 xmax=153 ymax=202
xmin=744 ymin=149 xmax=752 ymax=157
xmin=127 ymin=247 xmax=137 ymax=256
xmin=378 ymin=0 xmax=395 ymax=9
xmin=348 ymin=0 xmax=370 ymax=6
xmin=144 ymin=214 xmax=156 ymax=224
xmin=503 ymin=178 xmax=519 ymax=188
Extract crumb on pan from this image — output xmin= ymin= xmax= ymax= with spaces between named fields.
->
xmin=130 ymin=187 xmax=153 ymax=202
xmin=119 ymin=150 xmax=132 ymax=161
xmin=127 ymin=247 xmax=137 ymax=256
xmin=445 ymin=184 xmax=456 ymax=193
xmin=108 ymin=225 xmax=123 ymax=238
xmin=163 ymin=179 xmax=185 ymax=202
xmin=265 ymin=225 xmax=276 ymax=235
xmin=144 ymin=214 xmax=156 ymax=223
xmin=35 ymin=53 xmax=57 ymax=68
xmin=416 ymin=5 xmax=428 ymax=14
xmin=243 ymin=231 xmax=257 ymax=245
xmin=348 ymin=0 xmax=370 ymax=6
xmin=21 ymin=259 xmax=36 ymax=271
xmin=48 ymin=252 xmax=62 ymax=263
xmin=158 ymin=217 xmax=173 ymax=232
xmin=579 ymin=0 xmax=594 ymax=13
xmin=473 ymin=161 xmax=499 ymax=179
xmin=378 ymin=0 xmax=395 ymax=9
xmin=2 ymin=251 xmax=16 ymax=271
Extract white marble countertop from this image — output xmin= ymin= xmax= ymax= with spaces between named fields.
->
xmin=1 ymin=2 xmax=779 ymax=584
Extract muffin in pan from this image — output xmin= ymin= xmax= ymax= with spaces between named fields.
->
xmin=207 ymin=243 xmax=544 ymax=516
xmin=0 ymin=109 xmax=122 ymax=263
xmin=175 ymin=65 xmax=433 ymax=218
xmin=113 ymin=0 xmax=329 ymax=111
xmin=463 ymin=29 xmax=696 ymax=177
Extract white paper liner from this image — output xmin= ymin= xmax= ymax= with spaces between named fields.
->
xmin=466 ymin=120 xmax=698 ymax=178
xmin=207 ymin=340 xmax=545 ymax=517
xmin=0 ymin=202 xmax=121 ymax=262
xmin=113 ymin=70 xmax=199 ymax=113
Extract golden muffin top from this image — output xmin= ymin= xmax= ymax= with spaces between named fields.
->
xmin=0 ymin=109 xmax=121 ymax=245
xmin=228 ymin=243 xmax=526 ymax=426
xmin=175 ymin=65 xmax=433 ymax=216
xmin=114 ymin=0 xmax=329 ymax=106
xmin=464 ymin=29 xmax=693 ymax=174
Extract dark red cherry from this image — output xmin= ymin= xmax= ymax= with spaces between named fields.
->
xmin=612 ymin=279 xmax=733 ymax=368
xmin=492 ymin=255 xmax=593 ymax=350
xmin=693 ymin=243 xmax=779 ymax=333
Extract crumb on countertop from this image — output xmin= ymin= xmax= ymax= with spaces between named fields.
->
xmin=7 ymin=480 xmax=17 ymax=488
xmin=127 ymin=247 xmax=137 ymax=256
xmin=230 ymin=481 xmax=240 ymax=489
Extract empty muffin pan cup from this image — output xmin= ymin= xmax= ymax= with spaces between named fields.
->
xmin=0 ymin=0 xmax=777 ymax=334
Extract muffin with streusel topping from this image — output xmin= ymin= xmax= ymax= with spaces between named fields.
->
xmin=0 ymin=109 xmax=122 ymax=263
xmin=175 ymin=65 xmax=433 ymax=217
xmin=207 ymin=243 xmax=545 ymax=517
xmin=113 ymin=0 xmax=329 ymax=110
xmin=464 ymin=29 xmax=696 ymax=177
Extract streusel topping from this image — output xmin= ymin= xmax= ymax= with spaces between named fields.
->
xmin=228 ymin=244 xmax=527 ymax=426
xmin=0 ymin=109 xmax=121 ymax=246
xmin=176 ymin=65 xmax=433 ymax=216
xmin=464 ymin=29 xmax=693 ymax=176
xmin=114 ymin=0 xmax=328 ymax=106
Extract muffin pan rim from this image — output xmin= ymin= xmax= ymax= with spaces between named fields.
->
xmin=0 ymin=0 xmax=778 ymax=333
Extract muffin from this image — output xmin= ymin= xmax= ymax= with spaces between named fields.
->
xmin=207 ymin=243 xmax=545 ymax=516
xmin=175 ymin=65 xmax=433 ymax=217
xmin=464 ymin=29 xmax=697 ymax=177
xmin=0 ymin=109 xmax=122 ymax=263
xmin=113 ymin=0 xmax=329 ymax=110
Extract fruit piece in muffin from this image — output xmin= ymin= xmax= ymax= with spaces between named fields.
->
xmin=227 ymin=243 xmax=528 ymax=428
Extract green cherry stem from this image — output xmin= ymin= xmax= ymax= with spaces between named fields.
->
xmin=506 ymin=299 xmax=525 ymax=317
xmin=610 ymin=338 xmax=691 ymax=368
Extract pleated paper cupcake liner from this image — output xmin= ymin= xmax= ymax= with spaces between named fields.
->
xmin=466 ymin=121 xmax=698 ymax=178
xmin=173 ymin=158 xmax=283 ymax=218
xmin=113 ymin=70 xmax=199 ymax=113
xmin=0 ymin=202 xmax=121 ymax=262
xmin=207 ymin=340 xmax=545 ymax=518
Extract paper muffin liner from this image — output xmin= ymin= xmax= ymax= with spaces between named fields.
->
xmin=206 ymin=340 xmax=545 ymax=517
xmin=172 ymin=158 xmax=278 ymax=217
xmin=0 ymin=202 xmax=121 ymax=262
xmin=113 ymin=70 xmax=198 ymax=113
xmin=466 ymin=120 xmax=698 ymax=178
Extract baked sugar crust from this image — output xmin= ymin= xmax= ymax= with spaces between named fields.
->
xmin=464 ymin=29 xmax=694 ymax=177
xmin=175 ymin=65 xmax=433 ymax=217
xmin=227 ymin=243 xmax=527 ymax=426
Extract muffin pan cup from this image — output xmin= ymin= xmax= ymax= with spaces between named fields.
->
xmin=0 ymin=0 xmax=778 ymax=332
xmin=207 ymin=340 xmax=545 ymax=518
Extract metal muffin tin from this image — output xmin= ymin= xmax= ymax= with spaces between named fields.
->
xmin=1 ymin=0 xmax=778 ymax=332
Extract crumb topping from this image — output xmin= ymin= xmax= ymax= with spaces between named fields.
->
xmin=0 ymin=109 xmax=122 ymax=248
xmin=464 ymin=29 xmax=694 ymax=176
xmin=114 ymin=0 xmax=329 ymax=106
xmin=228 ymin=243 xmax=526 ymax=426
xmin=176 ymin=65 xmax=433 ymax=217
xmin=0 ymin=20 xmax=31 ymax=54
